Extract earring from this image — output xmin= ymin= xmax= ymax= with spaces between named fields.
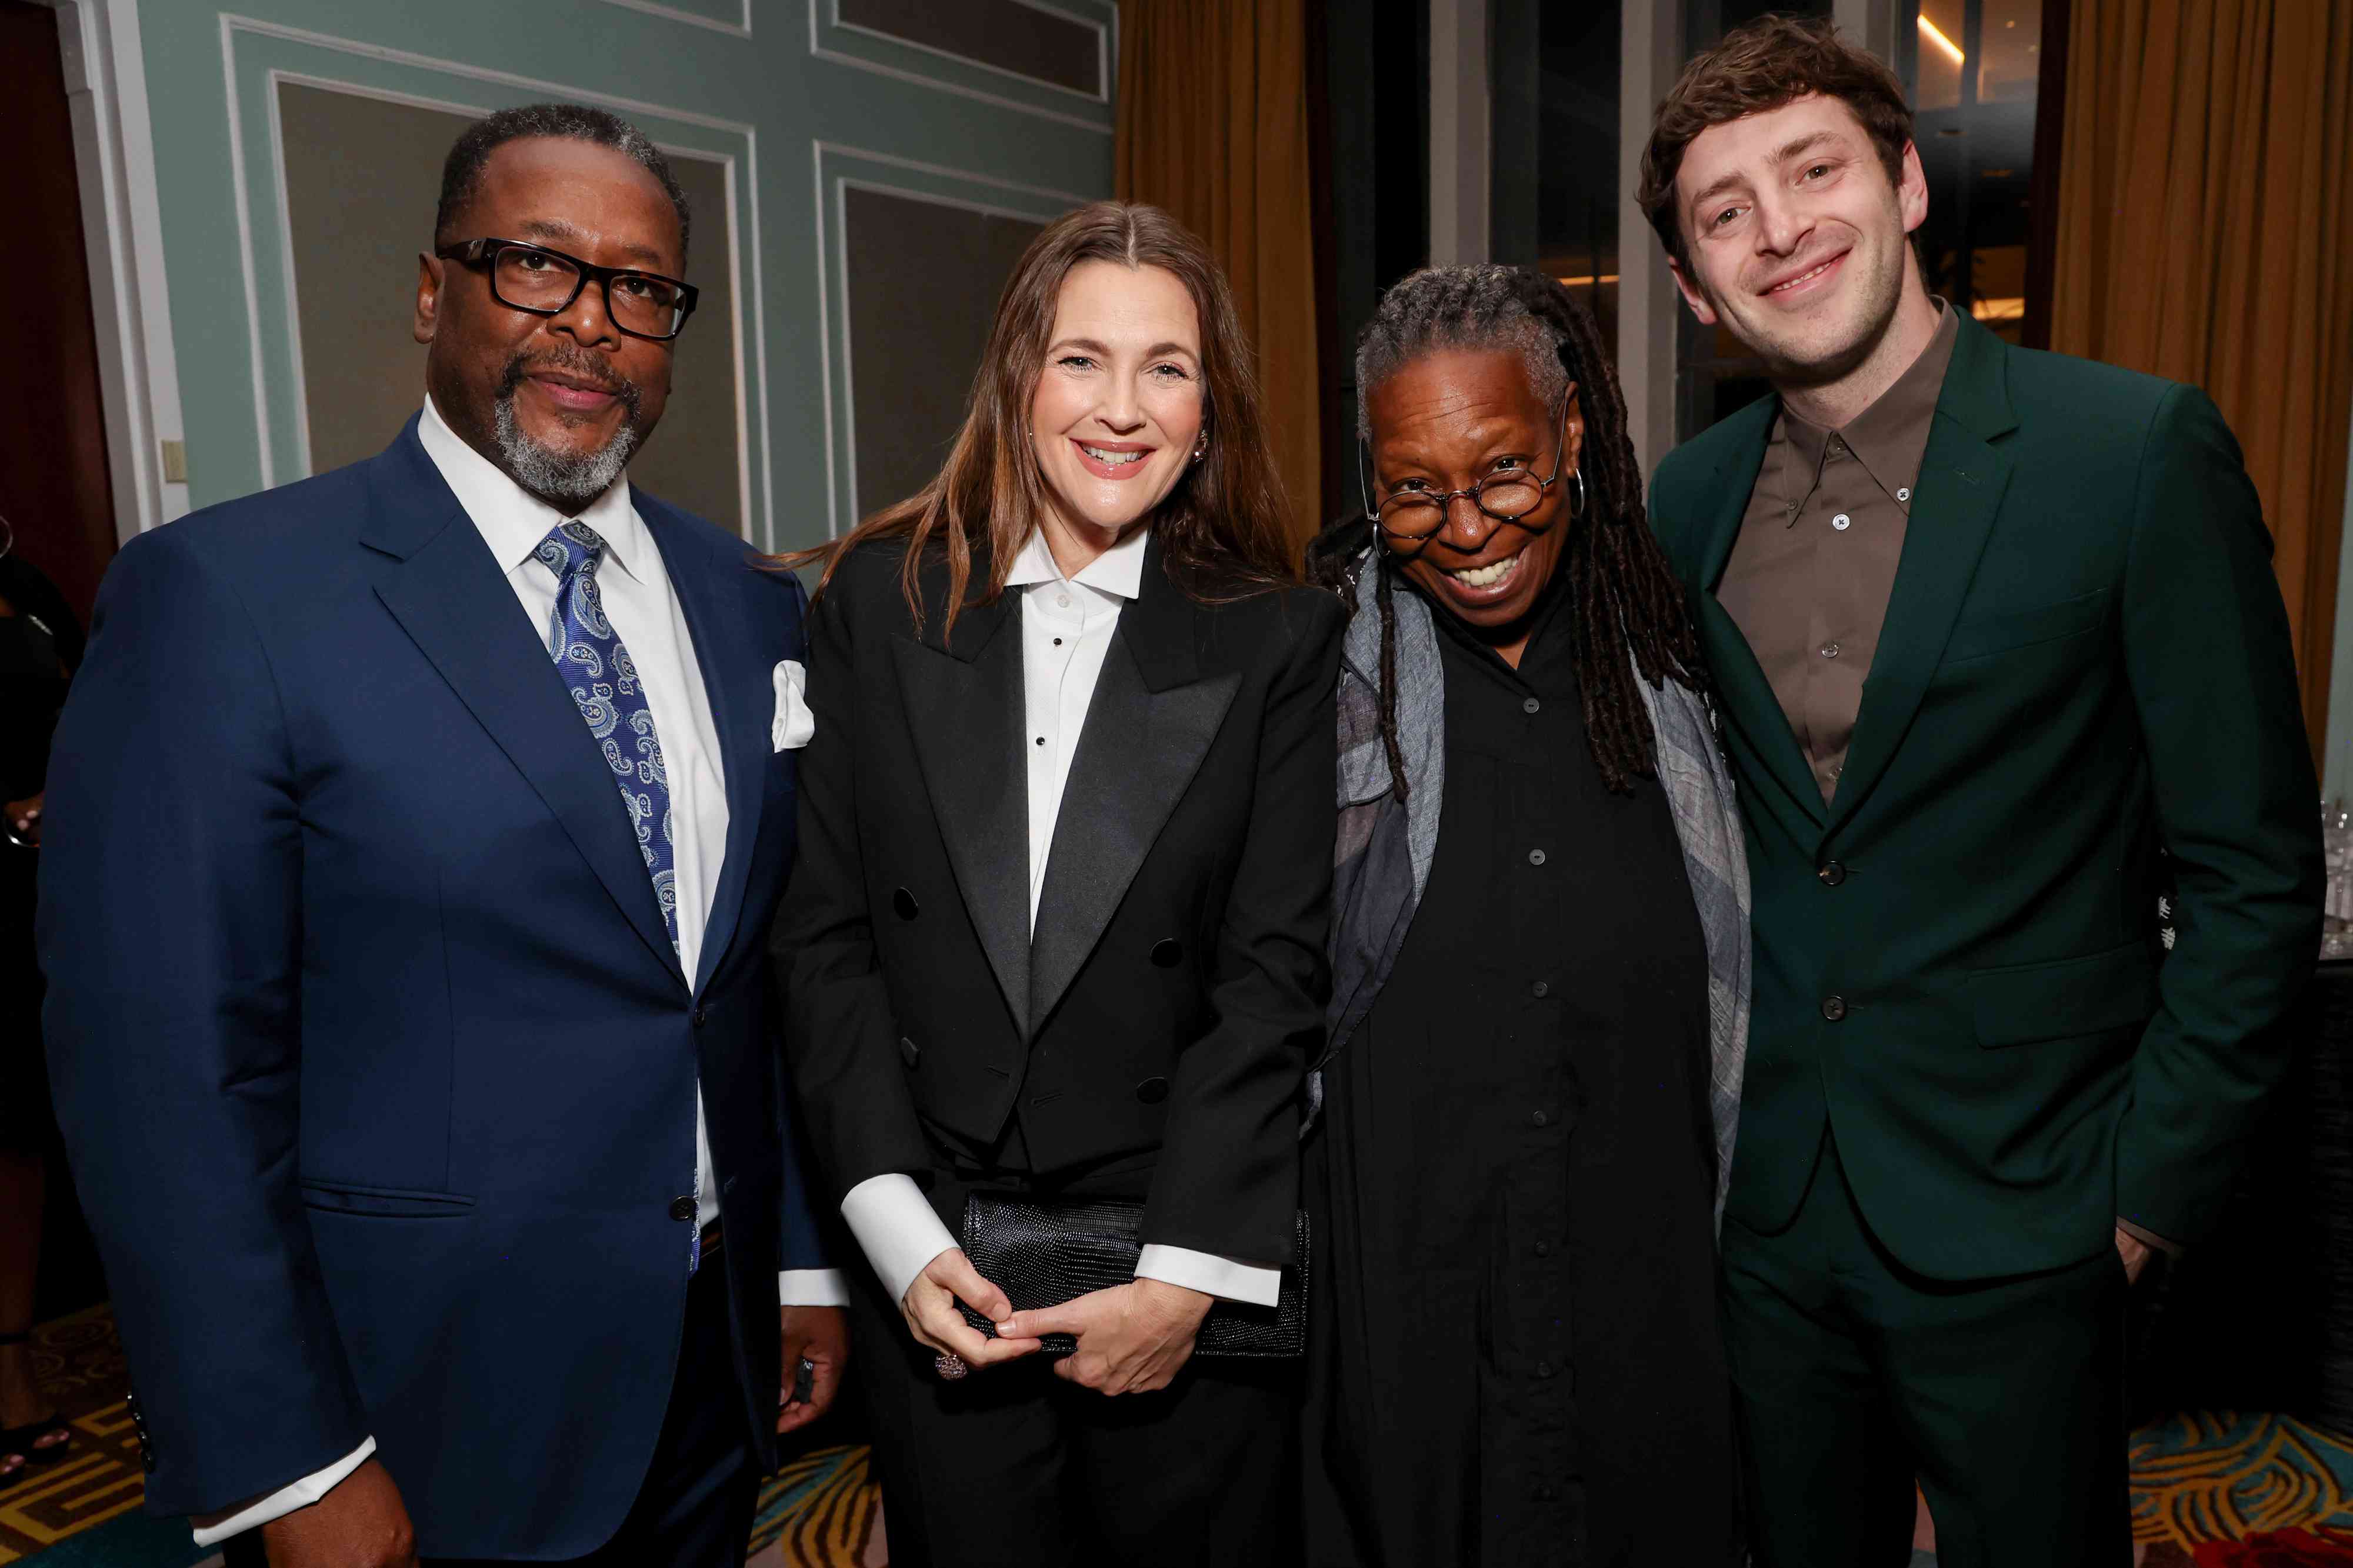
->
xmin=1569 ymin=466 xmax=1587 ymax=519
xmin=1191 ymin=439 xmax=1208 ymax=462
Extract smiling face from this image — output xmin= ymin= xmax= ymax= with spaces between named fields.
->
xmin=1367 ymin=348 xmax=1582 ymax=653
xmin=1028 ymin=259 xmax=1206 ymax=553
xmin=1669 ymin=94 xmax=1926 ymax=385
xmin=415 ymin=135 xmax=683 ymax=509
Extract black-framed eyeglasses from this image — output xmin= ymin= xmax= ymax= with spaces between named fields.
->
xmin=434 ymin=238 xmax=699 ymax=341
xmin=1357 ymin=399 xmax=1574 ymax=541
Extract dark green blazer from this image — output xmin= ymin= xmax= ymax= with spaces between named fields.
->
xmin=1650 ymin=312 xmax=2322 ymax=1281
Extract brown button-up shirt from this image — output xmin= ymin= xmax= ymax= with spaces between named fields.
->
xmin=1716 ymin=301 xmax=1960 ymax=805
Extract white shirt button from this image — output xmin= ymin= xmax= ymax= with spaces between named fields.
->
xmin=1897 ymin=487 xmax=1911 ymax=502
xmin=1831 ymin=513 xmax=1852 ymax=531
xmin=1056 ymin=593 xmax=1071 ymax=608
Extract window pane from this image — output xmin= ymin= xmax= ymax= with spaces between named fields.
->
xmin=1916 ymin=0 xmax=1967 ymax=111
xmin=1977 ymin=0 xmax=2043 ymax=104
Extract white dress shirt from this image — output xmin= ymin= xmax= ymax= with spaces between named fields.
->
xmin=191 ymin=401 xmax=843 ymax=1546
xmin=837 ymin=525 xmax=1284 ymax=1315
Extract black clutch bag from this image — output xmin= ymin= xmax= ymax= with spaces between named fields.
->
xmin=956 ymin=1193 xmax=1309 ymax=1359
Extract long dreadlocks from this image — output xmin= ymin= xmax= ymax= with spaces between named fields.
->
xmin=1307 ymin=265 xmax=1708 ymax=796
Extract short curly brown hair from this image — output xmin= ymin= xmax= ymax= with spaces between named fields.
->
xmin=1637 ymin=16 xmax=1913 ymax=272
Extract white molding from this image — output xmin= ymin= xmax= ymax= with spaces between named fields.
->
xmin=589 ymin=0 xmax=752 ymax=39
xmin=829 ymin=0 xmax=1108 ymax=105
xmin=811 ymin=147 xmax=1068 ymax=532
xmin=215 ymin=18 xmax=768 ymax=539
xmin=698 ymin=145 xmax=756 ymax=540
xmin=219 ymin=14 xmax=275 ymax=489
xmin=809 ymin=139 xmax=1092 ymax=208
xmin=806 ymin=0 xmax=1114 ymax=136
xmin=218 ymin=14 xmax=759 ymax=138
xmin=262 ymin=69 xmax=311 ymax=479
xmin=742 ymin=129 xmax=772 ymax=548
xmin=46 ymin=0 xmax=188 ymax=535
xmin=262 ymin=69 xmax=488 ymax=121
xmin=807 ymin=138 xmax=840 ymax=536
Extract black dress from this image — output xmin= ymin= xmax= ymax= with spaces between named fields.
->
xmin=0 ymin=554 xmax=79 ymax=1153
xmin=1302 ymin=578 xmax=1740 ymax=1567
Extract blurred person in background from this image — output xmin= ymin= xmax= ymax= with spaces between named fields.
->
xmin=0 ymin=522 xmax=81 ymax=1490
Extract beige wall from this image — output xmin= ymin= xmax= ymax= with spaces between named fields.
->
xmin=277 ymin=82 xmax=743 ymax=532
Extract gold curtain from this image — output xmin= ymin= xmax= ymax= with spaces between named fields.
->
xmin=1116 ymin=0 xmax=1322 ymax=542
xmin=2051 ymin=0 xmax=2353 ymax=753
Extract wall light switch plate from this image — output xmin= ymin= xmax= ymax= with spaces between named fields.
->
xmin=160 ymin=440 xmax=188 ymax=485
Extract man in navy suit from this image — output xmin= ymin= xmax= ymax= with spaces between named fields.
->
xmin=38 ymin=104 xmax=844 ymax=1566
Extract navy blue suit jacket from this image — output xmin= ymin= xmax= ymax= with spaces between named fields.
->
xmin=38 ymin=419 xmax=827 ymax=1556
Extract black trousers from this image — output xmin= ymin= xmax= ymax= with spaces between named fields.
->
xmin=850 ymin=1265 xmax=1298 ymax=1568
xmin=1719 ymin=1135 xmax=2129 ymax=1568
xmin=224 ymin=1250 xmax=758 ymax=1567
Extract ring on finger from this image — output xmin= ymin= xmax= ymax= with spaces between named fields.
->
xmin=935 ymin=1352 xmax=968 ymax=1380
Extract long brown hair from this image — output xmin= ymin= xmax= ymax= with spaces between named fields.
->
xmin=772 ymin=201 xmax=1298 ymax=630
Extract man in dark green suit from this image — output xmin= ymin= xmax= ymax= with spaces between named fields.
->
xmin=1637 ymin=18 xmax=2322 ymax=1567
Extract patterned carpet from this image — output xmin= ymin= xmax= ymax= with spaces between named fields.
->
xmin=9 ymin=1307 xmax=2353 ymax=1564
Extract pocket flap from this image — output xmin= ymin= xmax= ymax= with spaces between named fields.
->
xmin=1966 ymin=941 xmax=2156 ymax=1047
xmin=299 ymin=1180 xmax=476 ymax=1217
xmin=1944 ymin=588 xmax=2109 ymax=663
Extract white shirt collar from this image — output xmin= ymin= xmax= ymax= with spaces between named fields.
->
xmin=1002 ymin=523 xmax=1151 ymax=600
xmin=416 ymin=395 xmax=646 ymax=582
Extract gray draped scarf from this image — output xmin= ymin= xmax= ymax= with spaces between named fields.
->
xmin=1316 ymin=549 xmax=1752 ymax=1225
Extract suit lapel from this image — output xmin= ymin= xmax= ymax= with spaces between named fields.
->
xmin=1691 ymin=402 xmax=1827 ymax=824
xmin=1828 ymin=318 xmax=2018 ymax=829
xmin=1028 ymin=552 xmax=1240 ymax=1037
xmin=889 ymin=563 xmax=1031 ymax=1037
xmin=361 ymin=423 xmax=686 ymax=989
xmin=641 ymin=499 xmax=768 ymax=996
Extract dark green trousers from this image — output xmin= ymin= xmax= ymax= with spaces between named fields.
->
xmin=1720 ymin=1136 xmax=2130 ymax=1568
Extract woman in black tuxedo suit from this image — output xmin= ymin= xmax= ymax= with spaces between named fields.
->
xmin=769 ymin=201 xmax=1342 ymax=1567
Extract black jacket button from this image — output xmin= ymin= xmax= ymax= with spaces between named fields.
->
xmin=899 ymin=1035 xmax=919 ymax=1067
xmin=691 ymin=1006 xmax=708 ymax=1027
xmin=668 ymin=1195 xmax=696 ymax=1222
xmin=1135 ymin=1076 xmax=1170 ymax=1104
xmin=1819 ymin=860 xmax=1847 ymax=886
xmin=893 ymin=887 xmax=919 ymax=920
xmin=1822 ymin=995 xmax=1848 ymax=1022
xmin=1151 ymin=938 xmax=1183 ymax=968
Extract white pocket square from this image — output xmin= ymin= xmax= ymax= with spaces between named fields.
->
xmin=772 ymin=659 xmax=815 ymax=750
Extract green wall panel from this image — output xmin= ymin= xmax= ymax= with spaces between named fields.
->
xmin=137 ymin=0 xmax=1113 ymax=549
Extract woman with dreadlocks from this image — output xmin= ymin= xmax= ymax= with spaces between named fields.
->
xmin=1300 ymin=265 xmax=1748 ymax=1567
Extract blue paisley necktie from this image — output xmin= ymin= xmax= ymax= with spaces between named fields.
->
xmin=535 ymin=521 xmax=680 ymax=954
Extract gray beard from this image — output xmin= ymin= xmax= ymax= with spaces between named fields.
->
xmin=492 ymin=393 xmax=641 ymax=511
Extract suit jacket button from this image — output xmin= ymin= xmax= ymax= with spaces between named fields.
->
xmin=692 ymin=1006 xmax=708 ymax=1027
xmin=893 ymin=887 xmax=919 ymax=920
xmin=1150 ymin=939 xmax=1183 ymax=968
xmin=668 ymin=1195 xmax=696 ymax=1222
xmin=1136 ymin=1076 xmax=1169 ymax=1104
xmin=1819 ymin=860 xmax=1847 ymax=886
xmin=899 ymin=1036 xmax=920 ymax=1066
xmin=1821 ymin=995 xmax=1848 ymax=1022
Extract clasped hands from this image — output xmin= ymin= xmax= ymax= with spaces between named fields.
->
xmin=900 ymin=1246 xmax=1211 ymax=1395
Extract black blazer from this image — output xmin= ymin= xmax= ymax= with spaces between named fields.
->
xmin=773 ymin=536 xmax=1344 ymax=1265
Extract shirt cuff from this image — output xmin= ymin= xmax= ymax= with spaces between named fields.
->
xmin=2117 ymin=1217 xmax=2184 ymax=1258
xmin=1135 ymin=1243 xmax=1282 ymax=1307
xmin=189 ymin=1437 xmax=377 ymax=1546
xmin=841 ymin=1172 xmax=958 ymax=1307
xmin=778 ymin=1268 xmax=851 ymax=1307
